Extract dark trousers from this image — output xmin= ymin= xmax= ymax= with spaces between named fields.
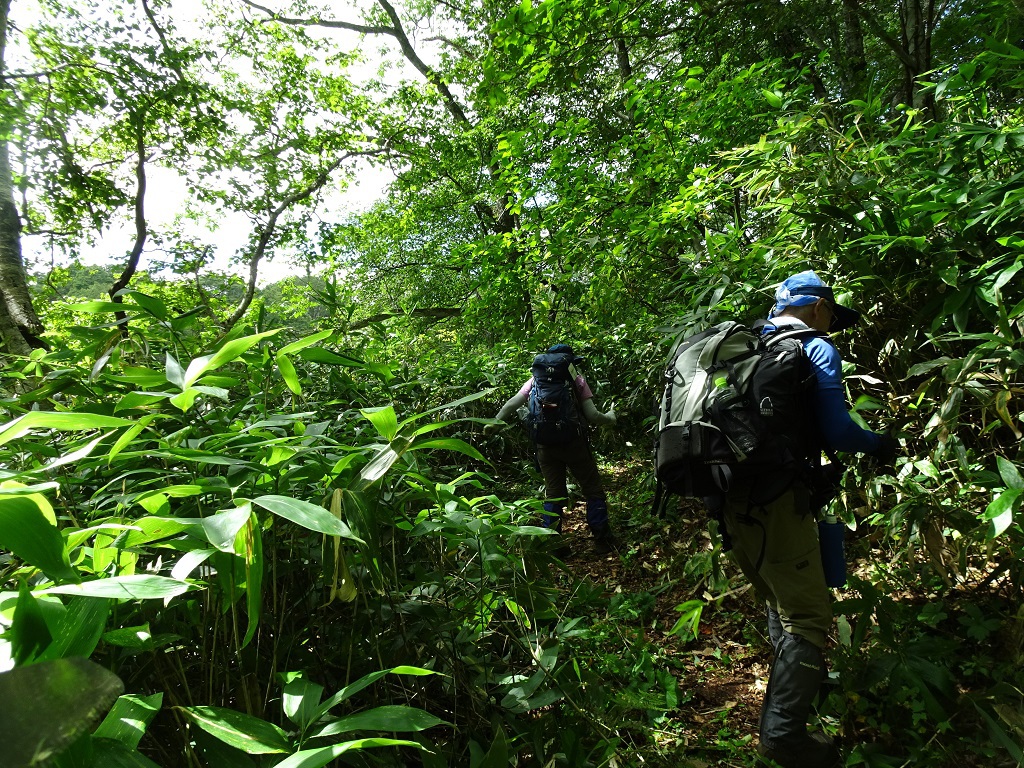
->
xmin=536 ymin=436 xmax=608 ymax=532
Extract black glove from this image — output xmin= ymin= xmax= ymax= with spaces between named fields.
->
xmin=808 ymin=462 xmax=844 ymax=512
xmin=873 ymin=433 xmax=899 ymax=466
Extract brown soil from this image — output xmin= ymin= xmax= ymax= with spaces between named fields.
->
xmin=555 ymin=486 xmax=770 ymax=767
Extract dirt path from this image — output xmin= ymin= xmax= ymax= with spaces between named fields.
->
xmin=553 ymin=484 xmax=770 ymax=766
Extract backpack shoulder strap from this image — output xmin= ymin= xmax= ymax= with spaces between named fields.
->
xmin=754 ymin=320 xmax=827 ymax=350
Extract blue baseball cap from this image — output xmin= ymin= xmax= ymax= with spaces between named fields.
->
xmin=772 ymin=270 xmax=860 ymax=332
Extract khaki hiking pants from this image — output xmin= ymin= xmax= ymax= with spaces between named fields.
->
xmin=723 ymin=482 xmax=832 ymax=649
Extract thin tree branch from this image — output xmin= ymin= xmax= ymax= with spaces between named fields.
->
xmin=220 ymin=153 xmax=354 ymax=333
xmin=141 ymin=0 xmax=187 ymax=84
xmin=348 ymin=307 xmax=461 ymax=330
xmin=374 ymin=0 xmax=471 ymax=126
xmin=109 ymin=113 xmax=149 ymax=335
xmin=240 ymin=0 xmax=396 ymax=36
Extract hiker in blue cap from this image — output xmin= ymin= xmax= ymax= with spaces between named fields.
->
xmin=717 ymin=270 xmax=897 ymax=768
xmin=486 ymin=344 xmax=618 ymax=554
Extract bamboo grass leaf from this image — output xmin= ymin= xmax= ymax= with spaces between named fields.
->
xmin=42 ymin=575 xmax=200 ymax=600
xmin=180 ymin=706 xmax=291 ymax=754
xmin=313 ymin=705 xmax=445 ymax=738
xmin=272 ymin=738 xmax=424 ymax=768
xmin=252 ymin=496 xmax=363 ymax=541
xmin=0 ymin=486 xmax=78 ymax=582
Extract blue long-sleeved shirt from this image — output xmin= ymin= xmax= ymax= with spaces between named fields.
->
xmin=766 ymin=317 xmax=882 ymax=455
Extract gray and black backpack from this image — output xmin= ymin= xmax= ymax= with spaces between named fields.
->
xmin=654 ymin=320 xmax=824 ymax=502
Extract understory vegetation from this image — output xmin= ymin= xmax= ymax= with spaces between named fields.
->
xmin=1 ymin=0 xmax=1023 ymax=766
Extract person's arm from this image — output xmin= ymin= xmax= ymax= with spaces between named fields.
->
xmin=495 ymin=392 xmax=528 ymax=422
xmin=574 ymin=373 xmax=616 ymax=427
xmin=581 ymin=397 xmax=616 ymax=426
xmin=805 ymin=337 xmax=883 ymax=455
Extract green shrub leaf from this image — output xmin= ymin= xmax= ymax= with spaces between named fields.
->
xmin=273 ymin=738 xmax=424 ymax=768
xmin=43 ymin=575 xmax=200 ymax=600
xmin=0 ymin=487 xmax=78 ymax=582
xmin=181 ymin=706 xmax=291 ymax=754
xmin=252 ymin=496 xmax=363 ymax=541
xmin=314 ymin=705 xmax=445 ymax=737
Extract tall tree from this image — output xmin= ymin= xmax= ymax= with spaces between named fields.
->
xmin=0 ymin=0 xmax=43 ymax=358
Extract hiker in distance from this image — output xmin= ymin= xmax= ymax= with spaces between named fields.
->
xmin=713 ymin=271 xmax=898 ymax=768
xmin=485 ymin=344 xmax=619 ymax=554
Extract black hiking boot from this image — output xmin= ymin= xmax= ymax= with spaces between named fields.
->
xmin=551 ymin=534 xmax=572 ymax=560
xmin=591 ymin=525 xmax=619 ymax=555
xmin=757 ymin=731 xmax=842 ymax=768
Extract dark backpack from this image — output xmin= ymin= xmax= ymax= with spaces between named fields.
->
xmin=654 ymin=320 xmax=823 ymax=503
xmin=526 ymin=352 xmax=585 ymax=445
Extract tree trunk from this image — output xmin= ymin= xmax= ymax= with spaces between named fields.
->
xmin=901 ymin=0 xmax=934 ymax=112
xmin=0 ymin=0 xmax=44 ymax=359
xmin=840 ymin=0 xmax=868 ymax=98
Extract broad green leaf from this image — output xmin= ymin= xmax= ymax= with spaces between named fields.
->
xmin=115 ymin=392 xmax=170 ymax=412
xmin=997 ymin=456 xmax=1024 ymax=490
xmin=0 ymin=412 xmax=134 ymax=448
xmin=359 ymin=444 xmax=403 ymax=485
xmin=43 ymin=575 xmax=199 ymax=600
xmin=64 ymin=524 xmax=140 ymax=552
xmin=408 ymin=437 xmax=485 ymax=462
xmin=124 ymin=291 xmax=169 ymax=320
xmin=361 ymin=406 xmax=399 ymax=441
xmin=182 ymin=331 xmax=280 ymax=388
xmin=398 ymin=390 xmax=489 ymax=427
xmin=476 ymin=726 xmax=509 ymax=768
xmin=0 ymin=658 xmax=123 ymax=767
xmin=120 ymin=517 xmax=193 ymax=548
xmin=193 ymin=728 xmax=258 ymax=768
xmin=984 ymin=489 xmax=1020 ymax=540
xmin=113 ymin=367 xmax=167 ymax=389
xmin=296 ymin=348 xmax=363 ymax=367
xmin=252 ymin=496 xmax=362 ymax=541
xmin=314 ymin=667 xmax=438 ymax=719
xmin=0 ymin=481 xmax=59 ymax=496
xmin=326 ymin=490 xmax=357 ymax=605
xmin=180 ymin=706 xmax=291 ymax=754
xmin=314 ymin=705 xmax=444 ymax=738
xmin=37 ymin=433 xmax=110 ymax=474
xmin=90 ymin=737 xmax=163 ymax=768
xmin=199 ymin=506 xmax=253 ymax=553
xmin=277 ymin=353 xmax=301 ymax=394
xmin=240 ymin=512 xmax=263 ymax=649
xmin=273 ymin=738 xmax=424 ymax=768
xmin=12 ymin=581 xmax=53 ymax=664
xmin=171 ymin=549 xmax=216 ymax=581
xmin=278 ymin=330 xmax=333 ymax=355
xmin=93 ymin=693 xmax=163 ymax=749
xmin=170 ymin=388 xmax=201 ymax=412
xmin=165 ymin=353 xmax=185 ymax=388
xmin=297 ymin=348 xmax=394 ymax=381
xmin=282 ymin=674 xmax=325 ymax=730
xmin=193 ymin=385 xmax=230 ymax=400
xmin=108 ymin=415 xmax=158 ymax=463
xmin=69 ymin=301 xmax=131 ymax=314
xmin=0 ymin=488 xmax=78 ymax=582
xmin=102 ymin=624 xmax=155 ymax=652
xmin=37 ymin=594 xmax=109 ymax=660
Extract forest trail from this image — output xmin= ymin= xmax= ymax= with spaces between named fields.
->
xmin=553 ymin=464 xmax=771 ymax=766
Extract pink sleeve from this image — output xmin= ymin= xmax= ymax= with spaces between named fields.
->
xmin=574 ymin=375 xmax=593 ymax=399
xmin=518 ymin=378 xmax=534 ymax=397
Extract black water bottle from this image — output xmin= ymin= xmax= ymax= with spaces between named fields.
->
xmin=818 ymin=514 xmax=847 ymax=588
